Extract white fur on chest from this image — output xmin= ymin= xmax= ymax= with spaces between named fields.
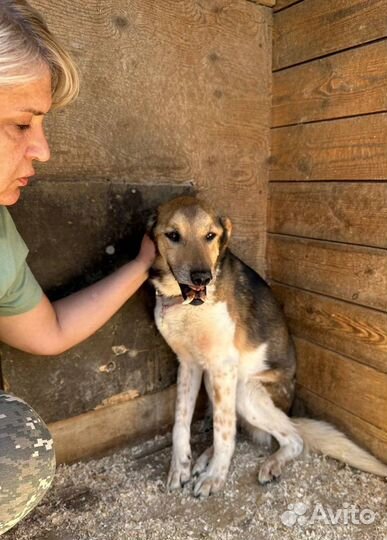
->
xmin=155 ymin=297 xmax=269 ymax=377
xmin=155 ymin=298 xmax=237 ymax=370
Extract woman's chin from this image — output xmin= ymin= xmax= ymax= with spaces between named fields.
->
xmin=0 ymin=188 xmax=21 ymax=206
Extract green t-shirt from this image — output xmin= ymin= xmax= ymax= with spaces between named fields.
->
xmin=0 ymin=206 xmax=43 ymax=316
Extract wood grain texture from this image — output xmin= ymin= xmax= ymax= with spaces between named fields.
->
xmin=267 ymin=235 xmax=387 ymax=311
xmin=272 ymin=284 xmax=387 ymax=373
xmin=49 ymin=385 xmax=177 ymax=463
xmin=273 ymin=40 xmax=387 ymax=126
xmin=273 ymin=0 xmax=387 ymax=70
xmin=294 ymin=338 xmax=387 ymax=431
xmin=274 ymin=0 xmax=300 ymax=11
xmin=249 ymin=0 xmax=276 ymax=6
xmin=270 ymin=0 xmax=387 ymax=453
xmin=269 ymin=182 xmax=387 ymax=248
xmin=271 ymin=114 xmax=387 ymax=181
xmin=4 ymin=0 xmax=272 ymax=427
xmin=295 ymin=386 xmax=387 ymax=463
xmin=31 ymin=0 xmax=271 ymax=273
xmin=4 ymin=183 xmax=190 ymax=423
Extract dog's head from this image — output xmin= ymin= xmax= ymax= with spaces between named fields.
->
xmin=148 ymin=196 xmax=232 ymax=305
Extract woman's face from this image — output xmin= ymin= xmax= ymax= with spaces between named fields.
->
xmin=0 ymin=66 xmax=52 ymax=205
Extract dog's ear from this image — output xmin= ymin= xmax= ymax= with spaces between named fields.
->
xmin=219 ymin=215 xmax=232 ymax=252
xmin=146 ymin=209 xmax=158 ymax=241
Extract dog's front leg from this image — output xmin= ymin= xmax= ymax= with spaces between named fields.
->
xmin=167 ymin=361 xmax=203 ymax=491
xmin=193 ymin=365 xmax=237 ymax=497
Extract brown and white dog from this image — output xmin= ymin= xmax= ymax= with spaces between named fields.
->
xmin=148 ymin=196 xmax=387 ymax=497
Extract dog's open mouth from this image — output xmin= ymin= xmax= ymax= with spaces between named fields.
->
xmin=178 ymin=283 xmax=207 ymax=306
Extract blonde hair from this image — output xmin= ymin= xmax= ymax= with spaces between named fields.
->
xmin=0 ymin=0 xmax=79 ymax=108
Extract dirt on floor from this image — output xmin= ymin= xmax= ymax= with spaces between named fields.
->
xmin=5 ymin=425 xmax=387 ymax=540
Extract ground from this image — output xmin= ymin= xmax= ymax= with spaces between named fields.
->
xmin=5 ymin=426 xmax=387 ymax=540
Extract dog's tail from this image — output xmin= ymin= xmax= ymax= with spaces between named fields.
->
xmin=293 ymin=417 xmax=387 ymax=477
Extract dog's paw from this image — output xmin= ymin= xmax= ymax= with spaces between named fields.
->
xmin=167 ymin=456 xmax=192 ymax=491
xmin=258 ymin=455 xmax=283 ymax=484
xmin=192 ymin=446 xmax=213 ymax=477
xmin=193 ymin=470 xmax=226 ymax=498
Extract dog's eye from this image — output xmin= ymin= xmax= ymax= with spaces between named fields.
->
xmin=165 ymin=231 xmax=181 ymax=243
xmin=206 ymin=232 xmax=217 ymax=242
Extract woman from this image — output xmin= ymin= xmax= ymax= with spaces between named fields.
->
xmin=0 ymin=1 xmax=155 ymax=534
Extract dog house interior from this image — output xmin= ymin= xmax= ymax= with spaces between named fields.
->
xmin=2 ymin=0 xmax=386 ymax=478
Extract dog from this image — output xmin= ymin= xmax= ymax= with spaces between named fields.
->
xmin=148 ymin=196 xmax=387 ymax=497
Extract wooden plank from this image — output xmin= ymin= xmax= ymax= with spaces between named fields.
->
xmin=272 ymin=284 xmax=387 ymax=373
xmin=49 ymin=386 xmax=177 ymax=464
xmin=31 ymin=0 xmax=271 ymax=274
xmin=267 ymin=235 xmax=387 ymax=311
xmin=270 ymin=114 xmax=387 ymax=181
xmin=249 ymin=0 xmax=276 ymax=6
xmin=268 ymin=182 xmax=387 ymax=248
xmin=274 ymin=0 xmax=300 ymax=11
xmin=273 ymin=41 xmax=387 ymax=126
xmin=295 ymin=386 xmax=387 ymax=464
xmin=294 ymin=338 xmax=387 ymax=431
xmin=273 ymin=0 xmax=387 ymax=70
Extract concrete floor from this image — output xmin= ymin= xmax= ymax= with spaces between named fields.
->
xmin=5 ymin=427 xmax=387 ymax=540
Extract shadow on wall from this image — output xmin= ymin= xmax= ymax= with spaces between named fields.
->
xmin=10 ymin=181 xmax=194 ymax=300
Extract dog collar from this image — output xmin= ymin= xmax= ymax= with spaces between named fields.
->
xmin=156 ymin=291 xmax=185 ymax=319
xmin=155 ymin=288 xmax=206 ymax=319
xmin=156 ymin=290 xmax=183 ymax=311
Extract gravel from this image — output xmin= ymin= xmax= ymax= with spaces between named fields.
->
xmin=5 ymin=425 xmax=387 ymax=540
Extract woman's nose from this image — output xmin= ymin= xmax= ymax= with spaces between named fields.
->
xmin=26 ymin=125 xmax=51 ymax=163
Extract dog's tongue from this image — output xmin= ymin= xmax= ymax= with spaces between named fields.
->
xmin=180 ymin=284 xmax=207 ymax=305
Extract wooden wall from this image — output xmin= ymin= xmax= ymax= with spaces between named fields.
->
xmin=1 ymin=1 xmax=272 ymax=461
xmin=269 ymin=0 xmax=387 ymax=461
xmin=29 ymin=0 xmax=272 ymax=274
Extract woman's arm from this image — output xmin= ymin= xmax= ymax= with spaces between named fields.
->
xmin=0 ymin=235 xmax=155 ymax=355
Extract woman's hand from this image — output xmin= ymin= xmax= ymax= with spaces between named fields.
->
xmin=135 ymin=234 xmax=156 ymax=271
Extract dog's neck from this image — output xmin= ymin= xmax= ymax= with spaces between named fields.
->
xmin=155 ymin=289 xmax=185 ymax=319
xmin=155 ymin=289 xmax=183 ymax=304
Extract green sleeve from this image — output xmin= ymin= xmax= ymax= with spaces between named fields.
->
xmin=0 ymin=262 xmax=43 ymax=317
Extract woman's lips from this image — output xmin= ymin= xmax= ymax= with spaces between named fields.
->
xmin=18 ymin=177 xmax=29 ymax=186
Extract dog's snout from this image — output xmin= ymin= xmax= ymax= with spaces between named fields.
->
xmin=190 ymin=270 xmax=212 ymax=286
